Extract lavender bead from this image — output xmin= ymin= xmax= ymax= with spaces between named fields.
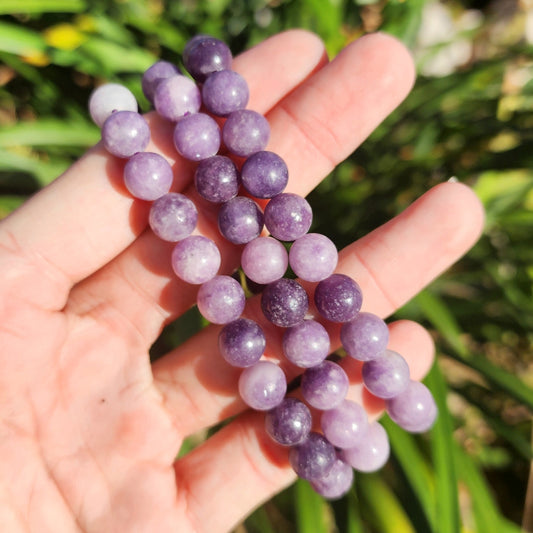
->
xmin=282 ymin=319 xmax=330 ymax=368
xmin=289 ymin=432 xmax=336 ymax=481
xmin=289 ymin=233 xmax=338 ymax=282
xmin=183 ymin=36 xmax=232 ymax=83
xmin=142 ymin=61 xmax=181 ymax=103
xmin=173 ymin=113 xmax=220 ymax=161
xmin=222 ymin=109 xmax=270 ymax=157
xmin=264 ymin=193 xmax=312 ymax=241
xmin=340 ymin=421 xmax=390 ymax=473
xmin=386 ymin=380 xmax=438 ymax=433
xmin=123 ymin=151 xmax=173 ymax=201
xmin=197 ymin=275 xmax=245 ymax=324
xmin=202 ymin=69 xmax=249 ymax=116
xmin=314 ymin=273 xmax=362 ymax=323
xmin=265 ymin=398 xmax=312 ymax=446
xmin=261 ymin=278 xmax=309 ymax=328
xmin=320 ymin=399 xmax=369 ymax=449
xmin=89 ymin=83 xmax=138 ymax=127
xmin=310 ymin=458 xmax=354 ymax=500
xmin=341 ymin=312 xmax=389 ymax=361
xmin=362 ymin=349 xmax=410 ymax=399
xmin=154 ymin=74 xmax=201 ymax=122
xmin=101 ymin=111 xmax=150 ymax=158
xmin=301 ymin=360 xmax=349 ymax=410
xmin=149 ymin=192 xmax=198 ymax=242
xmin=194 ymin=155 xmax=240 ymax=203
xmin=218 ymin=318 xmax=265 ymax=367
xmin=171 ymin=235 xmax=221 ymax=284
xmin=238 ymin=361 xmax=287 ymax=411
xmin=218 ymin=196 xmax=263 ymax=245
xmin=241 ymin=237 xmax=288 ymax=284
xmin=241 ymin=151 xmax=288 ymax=199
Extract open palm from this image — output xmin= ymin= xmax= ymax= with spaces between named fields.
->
xmin=0 ymin=31 xmax=483 ymax=533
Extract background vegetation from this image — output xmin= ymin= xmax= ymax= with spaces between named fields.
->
xmin=1 ymin=0 xmax=532 ymax=531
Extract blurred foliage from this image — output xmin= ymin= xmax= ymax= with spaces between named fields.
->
xmin=1 ymin=0 xmax=533 ymax=532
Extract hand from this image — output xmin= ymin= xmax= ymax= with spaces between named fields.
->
xmin=0 ymin=30 xmax=483 ymax=533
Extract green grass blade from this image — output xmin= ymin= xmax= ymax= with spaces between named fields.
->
xmin=0 ymin=21 xmax=45 ymax=55
xmin=0 ymin=0 xmax=86 ymax=14
xmin=331 ymin=488 xmax=364 ymax=533
xmin=294 ymin=479 xmax=330 ymax=533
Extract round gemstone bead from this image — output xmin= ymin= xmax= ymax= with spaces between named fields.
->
xmin=101 ymin=111 xmax=150 ymax=158
xmin=222 ymin=109 xmax=270 ymax=157
xmin=202 ymin=69 xmax=249 ymax=116
xmin=314 ymin=273 xmax=362 ymax=323
xmin=218 ymin=196 xmax=263 ymax=245
xmin=264 ymin=397 xmax=312 ymax=446
xmin=89 ymin=83 xmax=138 ymax=127
xmin=386 ymin=380 xmax=438 ymax=433
xmin=264 ymin=193 xmax=312 ymax=241
xmin=171 ymin=235 xmax=221 ymax=284
xmin=289 ymin=233 xmax=338 ymax=282
xmin=149 ymin=193 xmax=198 ymax=242
xmin=261 ymin=278 xmax=309 ymax=328
xmin=320 ymin=399 xmax=369 ymax=449
xmin=173 ymin=113 xmax=221 ymax=161
xmin=310 ymin=458 xmax=354 ymax=500
xmin=218 ymin=318 xmax=266 ymax=367
xmin=183 ymin=35 xmax=232 ymax=83
xmin=154 ymin=74 xmax=201 ymax=122
xmin=123 ymin=151 xmax=173 ymax=201
xmin=241 ymin=237 xmax=288 ymax=284
xmin=142 ymin=61 xmax=181 ymax=103
xmin=341 ymin=312 xmax=389 ymax=361
xmin=289 ymin=432 xmax=336 ymax=481
xmin=241 ymin=151 xmax=288 ymax=199
xmin=340 ymin=421 xmax=390 ymax=473
xmin=300 ymin=360 xmax=349 ymax=410
xmin=196 ymin=275 xmax=246 ymax=324
xmin=362 ymin=349 xmax=410 ymax=399
xmin=238 ymin=361 xmax=287 ymax=411
xmin=194 ymin=155 xmax=240 ymax=204
xmin=282 ymin=319 xmax=330 ymax=368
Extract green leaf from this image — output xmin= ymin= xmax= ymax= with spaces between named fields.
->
xmin=294 ymin=479 xmax=330 ymax=533
xmin=0 ymin=21 xmax=46 ymax=55
xmin=0 ymin=0 xmax=86 ymax=14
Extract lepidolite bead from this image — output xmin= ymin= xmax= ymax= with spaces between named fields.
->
xmin=89 ymin=83 xmax=138 ymax=127
xmin=282 ymin=319 xmax=330 ymax=368
xmin=218 ymin=196 xmax=263 ymax=245
xmin=194 ymin=155 xmax=240 ymax=204
xmin=241 ymin=151 xmax=288 ymax=199
xmin=196 ymin=275 xmax=245 ymax=324
xmin=238 ymin=361 xmax=287 ymax=411
xmin=310 ymin=458 xmax=354 ymax=500
xmin=362 ymin=349 xmax=410 ymax=399
xmin=265 ymin=397 xmax=312 ymax=446
xmin=174 ymin=113 xmax=221 ymax=161
xmin=123 ymin=151 xmax=173 ymax=201
xmin=314 ymin=273 xmax=362 ymax=323
xmin=341 ymin=312 xmax=389 ymax=362
xmin=154 ymin=74 xmax=201 ymax=122
xmin=102 ymin=111 xmax=150 ymax=158
xmin=289 ymin=432 xmax=336 ymax=481
xmin=218 ymin=318 xmax=265 ymax=368
xmin=142 ymin=61 xmax=181 ymax=103
xmin=183 ymin=36 xmax=232 ymax=83
xmin=202 ymin=69 xmax=249 ymax=116
xmin=261 ymin=278 xmax=308 ymax=328
xmin=171 ymin=235 xmax=221 ymax=284
xmin=149 ymin=192 xmax=198 ymax=242
xmin=241 ymin=236 xmax=288 ymax=284
xmin=301 ymin=360 xmax=349 ymax=410
xmin=264 ymin=193 xmax=312 ymax=241
xmin=289 ymin=233 xmax=338 ymax=282
xmin=222 ymin=109 xmax=270 ymax=157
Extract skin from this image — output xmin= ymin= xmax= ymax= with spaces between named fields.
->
xmin=0 ymin=30 xmax=484 ymax=533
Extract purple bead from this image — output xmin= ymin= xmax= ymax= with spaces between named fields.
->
xmin=300 ymin=360 xmax=349 ymax=410
xmin=238 ymin=361 xmax=287 ymax=411
xmin=386 ymin=380 xmax=438 ymax=433
xmin=202 ymin=69 xmax=249 ymax=116
xmin=314 ymin=273 xmax=362 ymax=323
xmin=282 ymin=319 xmax=330 ymax=368
xmin=218 ymin=196 xmax=263 ymax=245
xmin=362 ymin=349 xmax=410 ymax=400
xmin=194 ymin=155 xmax=240 ymax=203
xmin=310 ymin=458 xmax=354 ymax=500
xmin=340 ymin=421 xmax=390 ymax=473
xmin=222 ymin=109 xmax=270 ymax=157
xmin=261 ymin=278 xmax=309 ymax=328
xmin=341 ymin=312 xmax=389 ymax=362
xmin=89 ymin=83 xmax=138 ymax=127
xmin=173 ymin=113 xmax=221 ymax=161
xmin=289 ymin=432 xmax=336 ymax=481
xmin=154 ymin=74 xmax=201 ymax=122
xmin=123 ymin=151 xmax=173 ymax=201
xmin=241 ymin=151 xmax=288 ymax=199
xmin=142 ymin=61 xmax=181 ymax=103
xmin=149 ymin=192 xmax=198 ymax=242
xmin=183 ymin=35 xmax=232 ymax=83
xmin=218 ymin=318 xmax=266 ymax=367
xmin=265 ymin=398 xmax=312 ymax=446
xmin=241 ymin=237 xmax=288 ymax=284
xmin=320 ymin=399 xmax=369 ymax=449
xmin=264 ymin=193 xmax=312 ymax=241
xmin=289 ymin=233 xmax=338 ymax=282
xmin=101 ymin=111 xmax=150 ymax=158
xmin=171 ymin=235 xmax=221 ymax=284
xmin=197 ymin=275 xmax=246 ymax=324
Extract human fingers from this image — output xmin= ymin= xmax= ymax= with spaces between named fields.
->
xmin=66 ymin=32 xmax=416 ymax=345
